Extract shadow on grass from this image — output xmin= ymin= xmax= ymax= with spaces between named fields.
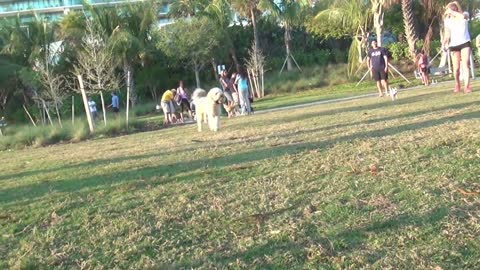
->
xmin=230 ymin=89 xmax=452 ymax=129
xmin=173 ymin=207 xmax=449 ymax=269
xmin=1 ymin=109 xmax=479 ymax=205
xmin=1 ymin=92 xmax=473 ymax=184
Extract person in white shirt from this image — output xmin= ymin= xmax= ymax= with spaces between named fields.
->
xmin=88 ymin=97 xmax=98 ymax=120
xmin=442 ymin=1 xmax=472 ymax=93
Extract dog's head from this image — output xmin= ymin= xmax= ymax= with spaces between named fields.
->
xmin=223 ymin=103 xmax=235 ymax=113
xmin=208 ymin=87 xmax=224 ymax=104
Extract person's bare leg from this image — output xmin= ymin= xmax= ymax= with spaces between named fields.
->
xmin=179 ymin=112 xmax=184 ymax=123
xmin=460 ymin=47 xmax=471 ymax=92
xmin=382 ymin=79 xmax=389 ymax=95
xmin=164 ymin=114 xmax=169 ymax=126
xmin=377 ymin=81 xmax=383 ymax=96
xmin=450 ymin=51 xmax=461 ymax=92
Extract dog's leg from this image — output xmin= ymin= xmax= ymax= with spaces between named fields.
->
xmin=209 ymin=115 xmax=219 ymax=132
xmin=197 ymin=114 xmax=203 ymax=132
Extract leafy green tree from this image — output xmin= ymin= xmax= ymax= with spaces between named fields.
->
xmin=169 ymin=0 xmax=237 ymax=78
xmin=1 ymin=17 xmax=68 ymax=125
xmin=156 ymin=17 xmax=222 ymax=88
xmin=169 ymin=0 xmax=209 ymax=17
xmin=0 ymin=55 xmax=22 ymax=114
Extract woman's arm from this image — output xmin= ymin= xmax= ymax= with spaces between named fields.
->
xmin=442 ymin=26 xmax=451 ymax=50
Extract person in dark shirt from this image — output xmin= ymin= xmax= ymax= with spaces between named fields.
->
xmin=367 ymin=40 xmax=389 ymax=97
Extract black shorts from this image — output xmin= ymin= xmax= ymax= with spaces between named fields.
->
xmin=419 ymin=65 xmax=428 ymax=74
xmin=450 ymin=41 xmax=471 ymax=52
xmin=180 ymin=98 xmax=191 ymax=112
xmin=372 ymin=69 xmax=388 ymax=81
xmin=113 ymin=107 xmax=119 ymax=113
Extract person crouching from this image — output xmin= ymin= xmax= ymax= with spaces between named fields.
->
xmin=161 ymin=89 xmax=177 ymax=126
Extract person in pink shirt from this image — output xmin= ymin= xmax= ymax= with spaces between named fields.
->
xmin=417 ymin=50 xmax=430 ymax=86
xmin=175 ymin=80 xmax=193 ymax=122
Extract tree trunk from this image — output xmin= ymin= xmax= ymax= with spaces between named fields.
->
xmin=100 ymin=91 xmax=107 ymax=126
xmin=284 ymin=24 xmax=293 ymax=72
xmin=77 ymin=75 xmax=94 ymax=133
xmin=251 ymin=8 xmax=260 ymax=56
xmin=402 ymin=0 xmax=418 ymax=60
xmin=211 ymin=58 xmax=219 ymax=82
xmin=194 ymin=60 xmax=201 ymax=88
xmin=43 ymin=100 xmax=53 ymax=126
xmin=229 ymin=47 xmax=240 ymax=72
xmin=54 ymin=102 xmax=62 ymax=128
xmin=123 ymin=62 xmax=137 ymax=106
xmin=372 ymin=0 xmax=384 ymax=46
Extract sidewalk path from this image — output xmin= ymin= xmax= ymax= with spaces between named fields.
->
xmin=255 ymin=80 xmax=454 ymax=115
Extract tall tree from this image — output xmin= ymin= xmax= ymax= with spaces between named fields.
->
xmin=260 ymin=0 xmax=309 ymax=72
xmin=402 ymin=0 xmax=417 ymax=60
xmin=204 ymin=0 xmax=241 ymax=72
xmin=231 ymin=0 xmax=262 ymax=61
xmin=156 ymin=17 xmax=222 ymax=88
xmin=169 ymin=0 xmax=209 ymax=17
xmin=306 ymin=0 xmax=371 ymax=76
xmin=1 ymin=17 xmax=67 ymax=125
xmin=371 ymin=0 xmax=397 ymax=46
xmin=87 ymin=0 xmax=157 ymax=106
xmin=74 ymin=17 xmax=121 ymax=127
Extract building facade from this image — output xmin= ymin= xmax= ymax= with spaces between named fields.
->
xmin=0 ymin=0 xmax=169 ymax=22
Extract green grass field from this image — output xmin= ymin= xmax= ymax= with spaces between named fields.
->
xmin=1 ymin=81 xmax=480 ymax=269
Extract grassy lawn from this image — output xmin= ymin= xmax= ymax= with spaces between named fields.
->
xmin=1 ymin=80 xmax=479 ymax=269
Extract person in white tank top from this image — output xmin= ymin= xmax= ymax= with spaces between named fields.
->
xmin=442 ymin=1 xmax=472 ymax=93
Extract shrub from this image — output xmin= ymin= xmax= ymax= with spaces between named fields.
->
xmin=0 ymin=135 xmax=14 ymax=151
xmin=332 ymin=49 xmax=348 ymax=64
xmin=386 ymin=42 xmax=409 ymax=61
xmin=264 ymin=64 xmax=351 ymax=94
xmin=71 ymin=122 xmax=91 ymax=142
xmin=96 ymin=116 xmax=142 ymax=136
xmin=132 ymin=101 xmax=157 ymax=117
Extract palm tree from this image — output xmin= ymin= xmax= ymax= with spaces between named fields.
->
xmin=371 ymin=0 xmax=398 ymax=46
xmin=401 ymin=0 xmax=417 ymax=60
xmin=260 ymin=0 xmax=309 ymax=72
xmin=1 ymin=17 xmax=68 ymax=125
xmin=308 ymin=0 xmax=371 ymax=76
xmin=203 ymin=0 xmax=241 ymax=72
xmin=231 ymin=0 xmax=262 ymax=60
xmin=88 ymin=0 xmax=157 ymax=106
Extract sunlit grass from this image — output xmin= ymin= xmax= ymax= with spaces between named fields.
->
xmin=0 ymin=80 xmax=479 ymax=269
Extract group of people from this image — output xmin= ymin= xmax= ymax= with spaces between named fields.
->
xmin=160 ymin=67 xmax=254 ymax=126
xmin=219 ymin=68 xmax=253 ymax=117
xmin=367 ymin=1 xmax=475 ymax=96
xmin=87 ymin=92 xmax=120 ymax=120
xmin=160 ymin=80 xmax=194 ymax=126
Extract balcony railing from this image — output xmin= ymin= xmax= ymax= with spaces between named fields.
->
xmin=0 ymin=0 xmax=169 ymax=18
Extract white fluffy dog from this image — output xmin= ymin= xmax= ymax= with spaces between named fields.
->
xmin=192 ymin=87 xmax=224 ymax=132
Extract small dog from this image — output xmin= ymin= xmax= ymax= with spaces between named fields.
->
xmin=192 ymin=87 xmax=224 ymax=132
xmin=388 ymin=87 xmax=398 ymax=101
xmin=223 ymin=103 xmax=238 ymax=117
